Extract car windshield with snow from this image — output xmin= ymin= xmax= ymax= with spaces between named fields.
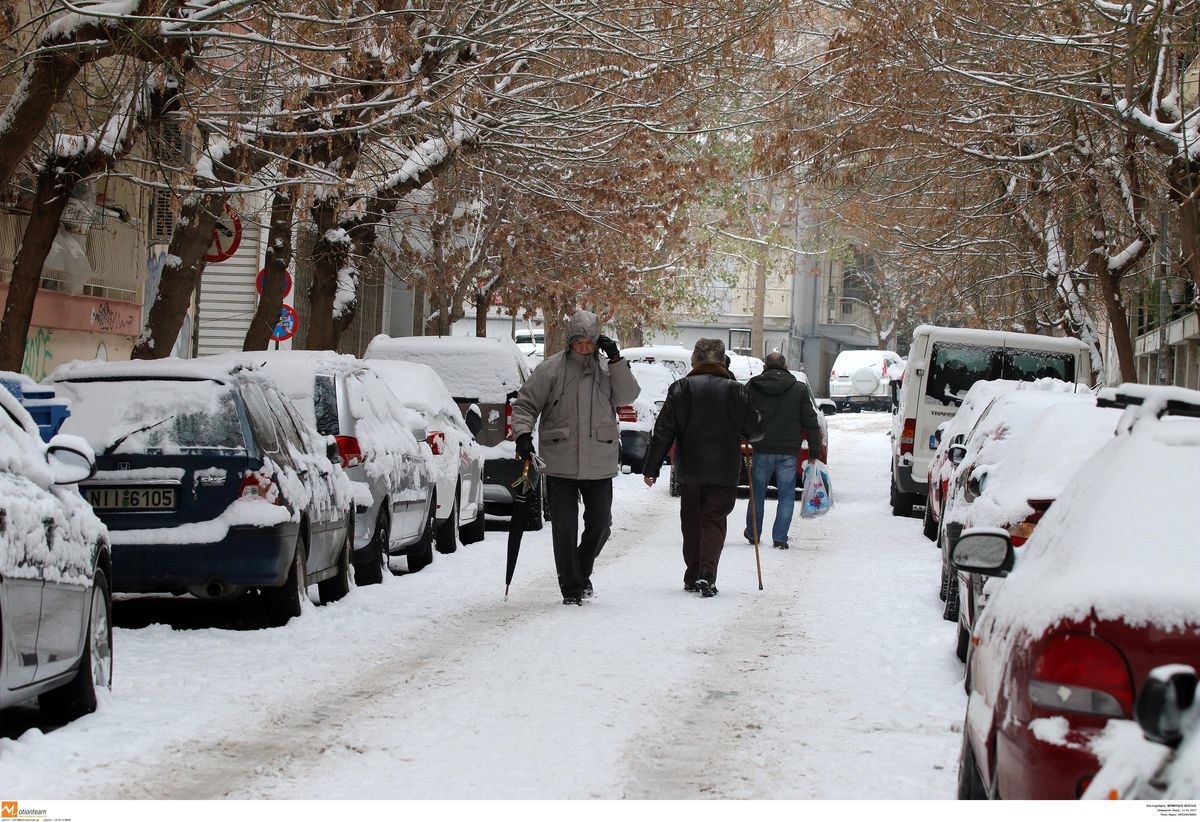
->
xmin=0 ymin=375 xmax=112 ymax=723
xmin=51 ymin=360 xmax=354 ymax=626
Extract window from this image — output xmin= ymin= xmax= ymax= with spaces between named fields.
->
xmin=239 ymin=382 xmax=280 ymax=454
xmin=313 ymin=374 xmax=340 ymax=436
xmin=925 ymin=344 xmax=1000 ymax=407
xmin=1008 ymin=349 xmax=1075 ymax=383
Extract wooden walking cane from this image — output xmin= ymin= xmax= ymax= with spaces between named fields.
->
xmin=745 ymin=451 xmax=764 ymax=591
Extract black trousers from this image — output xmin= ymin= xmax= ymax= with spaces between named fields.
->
xmin=547 ymin=476 xmax=613 ymax=597
xmin=678 ymin=482 xmax=737 ymax=586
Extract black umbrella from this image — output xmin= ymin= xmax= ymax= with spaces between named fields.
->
xmin=505 ymin=455 xmax=543 ymax=599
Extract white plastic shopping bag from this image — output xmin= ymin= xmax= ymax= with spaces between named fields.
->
xmin=800 ymin=460 xmax=833 ymax=518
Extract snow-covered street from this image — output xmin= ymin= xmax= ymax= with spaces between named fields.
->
xmin=0 ymin=412 xmax=966 ymax=799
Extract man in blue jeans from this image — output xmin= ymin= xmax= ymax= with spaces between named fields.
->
xmin=744 ymin=353 xmax=824 ymax=549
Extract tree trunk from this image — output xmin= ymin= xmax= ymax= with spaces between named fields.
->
xmin=134 ymin=194 xmax=227 ymax=358
xmin=243 ymin=186 xmax=295 ymax=350
xmin=475 ymin=290 xmax=489 ymax=336
xmin=544 ymin=309 xmax=566 ymax=358
xmin=750 ymin=251 xmax=767 ymax=359
xmin=0 ymin=167 xmax=72 ymax=371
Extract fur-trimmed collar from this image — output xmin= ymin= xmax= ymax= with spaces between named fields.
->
xmin=687 ymin=362 xmax=733 ymax=379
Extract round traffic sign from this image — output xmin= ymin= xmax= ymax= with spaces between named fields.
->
xmin=272 ymin=304 xmax=298 ymax=342
xmin=205 ymin=205 xmax=243 ymax=263
xmin=256 ymin=267 xmax=293 ymax=298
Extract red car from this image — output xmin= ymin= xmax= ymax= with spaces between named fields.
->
xmin=952 ymin=385 xmax=1200 ymax=799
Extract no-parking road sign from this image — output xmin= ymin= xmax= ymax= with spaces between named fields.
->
xmin=272 ymin=304 xmax=299 ymax=342
xmin=206 ymin=205 xmax=243 ymax=263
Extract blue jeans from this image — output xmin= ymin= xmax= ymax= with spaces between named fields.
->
xmin=746 ymin=453 xmax=798 ymax=545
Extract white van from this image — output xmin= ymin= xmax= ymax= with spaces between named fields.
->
xmin=889 ymin=325 xmax=1092 ymax=516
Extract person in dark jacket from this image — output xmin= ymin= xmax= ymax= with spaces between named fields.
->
xmin=510 ymin=310 xmax=640 ymax=605
xmin=744 ymin=352 xmax=824 ymax=550
xmin=642 ymin=338 xmax=765 ymax=597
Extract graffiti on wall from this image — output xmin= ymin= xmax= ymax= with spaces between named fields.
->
xmin=90 ymin=301 xmax=136 ymax=334
xmin=21 ymin=328 xmax=54 ymax=381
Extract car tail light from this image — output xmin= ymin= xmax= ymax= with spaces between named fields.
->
xmin=899 ymin=418 xmax=916 ymax=456
xmin=617 ymin=405 xmax=637 ymax=423
xmin=239 ymin=471 xmax=282 ymax=504
xmin=1009 ymin=499 xmax=1053 ymax=546
xmin=505 ymin=399 xmax=514 ymax=440
xmin=426 ymin=431 xmax=445 ymax=456
xmin=335 ymin=435 xmax=363 ymax=468
xmin=1029 ymin=633 xmax=1133 ymax=718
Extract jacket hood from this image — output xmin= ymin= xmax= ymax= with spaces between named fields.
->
xmin=566 ymin=310 xmax=601 ymax=345
xmin=748 ymin=367 xmax=796 ymax=396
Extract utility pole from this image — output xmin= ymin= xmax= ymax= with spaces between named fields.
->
xmin=1157 ymin=207 xmax=1171 ymax=385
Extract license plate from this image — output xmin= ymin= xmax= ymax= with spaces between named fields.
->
xmin=85 ymin=486 xmax=177 ymax=512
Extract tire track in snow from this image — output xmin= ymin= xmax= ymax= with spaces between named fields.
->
xmin=101 ymin=479 xmax=669 ymax=800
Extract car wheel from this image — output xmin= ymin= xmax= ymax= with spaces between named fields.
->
xmin=957 ymin=728 xmax=989 ymax=799
xmin=890 ymin=477 xmax=914 ymax=517
xmin=939 ymin=560 xmax=950 ymax=602
xmin=38 ymin=567 xmax=112 ymax=723
xmin=266 ymin=531 xmax=307 ymax=626
xmin=669 ymin=467 xmax=680 ymax=498
xmin=407 ymin=509 xmax=435 ymax=573
xmin=436 ymin=490 xmax=459 ymax=554
xmin=923 ymin=503 xmax=938 ymax=541
xmin=955 ymin=619 xmax=970 ymax=663
xmin=943 ymin=575 xmax=960 ymax=623
xmin=355 ymin=508 xmax=388 ymax=586
xmin=318 ymin=527 xmax=353 ymax=604
xmin=459 ymin=499 xmax=487 ymax=545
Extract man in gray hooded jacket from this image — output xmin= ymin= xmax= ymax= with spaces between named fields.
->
xmin=510 ymin=310 xmax=640 ymax=605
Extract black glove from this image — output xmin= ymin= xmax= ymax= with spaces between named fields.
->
xmin=515 ymin=432 xmax=535 ymax=460
xmin=596 ymin=334 xmax=620 ymax=360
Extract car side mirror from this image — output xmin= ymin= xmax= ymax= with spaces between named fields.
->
xmin=1136 ymin=665 xmax=1197 ymax=749
xmin=465 ymin=403 xmax=483 ymax=437
xmin=45 ymin=434 xmax=95 ymax=485
xmin=951 ymin=528 xmax=1014 ymax=578
xmin=948 ymin=444 xmax=967 ymax=465
xmin=326 ymin=438 xmax=340 ymax=463
xmin=934 ymin=424 xmax=946 ymax=445
xmin=817 ymin=399 xmax=836 ymax=416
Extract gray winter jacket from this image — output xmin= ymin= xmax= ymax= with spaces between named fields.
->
xmin=510 ymin=311 xmax=641 ymax=480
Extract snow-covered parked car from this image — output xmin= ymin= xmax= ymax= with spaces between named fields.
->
xmin=621 ymin=345 xmax=692 ymax=380
xmin=364 ymin=359 xmax=487 ymax=548
xmin=514 ymin=328 xmax=545 ymax=362
xmin=364 ymin=334 xmax=540 ymax=529
xmin=619 ymin=361 xmax=675 ymax=473
xmin=951 ymin=384 xmax=1200 ymax=800
xmin=829 ymin=349 xmax=903 ymax=412
xmin=923 ymin=379 xmax=1028 ymax=543
xmin=50 ymin=359 xmax=354 ymax=627
xmin=0 ymin=376 xmax=112 ymax=722
xmin=727 ymin=353 xmax=765 ymax=382
xmin=214 ymin=351 xmax=439 ymax=578
xmin=939 ymin=387 xmax=1118 ymax=661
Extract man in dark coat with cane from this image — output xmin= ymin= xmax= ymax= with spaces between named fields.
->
xmin=642 ymin=338 xmax=765 ymax=597
xmin=510 ymin=310 xmax=640 ymax=605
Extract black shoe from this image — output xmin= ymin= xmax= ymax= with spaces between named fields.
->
xmin=562 ymin=596 xmax=583 ymax=606
xmin=582 ymin=583 xmax=594 ymax=599
xmin=695 ymin=580 xmax=718 ymax=598
xmin=773 ymin=540 xmax=789 ymax=550
xmin=743 ymin=530 xmax=756 ymax=545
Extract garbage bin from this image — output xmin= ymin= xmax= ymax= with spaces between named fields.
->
xmin=0 ymin=375 xmax=72 ymax=442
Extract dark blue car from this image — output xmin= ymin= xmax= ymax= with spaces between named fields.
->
xmin=51 ymin=360 xmax=353 ymax=627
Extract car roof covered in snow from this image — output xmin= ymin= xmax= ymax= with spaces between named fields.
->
xmin=910 ymin=324 xmax=1091 ymax=354
xmin=364 ymin=335 xmax=527 ymax=402
xmin=48 ymin=357 xmax=245 ymax=384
